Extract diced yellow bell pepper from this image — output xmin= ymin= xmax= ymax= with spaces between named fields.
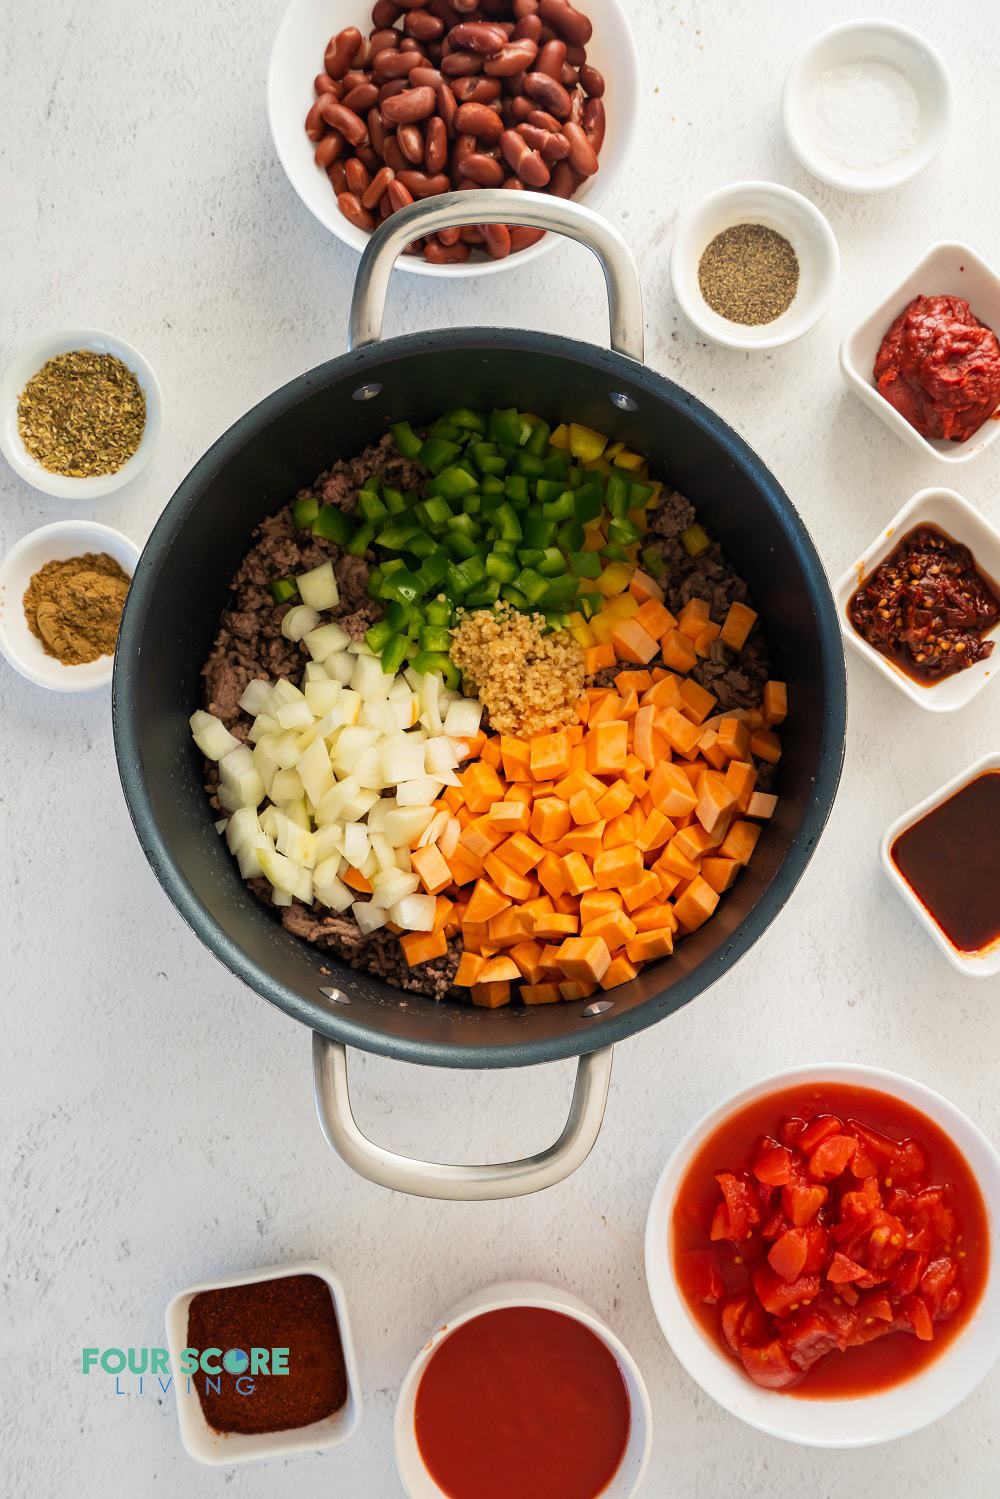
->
xmin=613 ymin=449 xmax=644 ymax=471
xmin=583 ymin=457 xmax=612 ymax=476
xmin=567 ymin=611 xmax=596 ymax=648
xmin=582 ymin=520 xmax=606 ymax=552
xmin=569 ymin=423 xmax=608 ymax=462
xmin=628 ymin=508 xmax=649 ymax=534
xmin=590 ymin=611 xmax=614 ymax=644
xmin=594 ymin=560 xmax=633 ymax=597
xmin=605 ymin=440 xmax=625 ymax=461
xmin=549 ymin=422 xmax=570 ymax=450
xmin=602 ymin=591 xmax=639 ymax=622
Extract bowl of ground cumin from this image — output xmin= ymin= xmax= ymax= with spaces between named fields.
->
xmin=0 ymin=328 xmax=162 ymax=498
xmin=0 ymin=520 xmax=139 ymax=690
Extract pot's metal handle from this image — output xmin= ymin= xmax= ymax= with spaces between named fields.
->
xmin=348 ymin=189 xmax=644 ymax=362
xmin=312 ymin=1034 xmax=613 ymax=1201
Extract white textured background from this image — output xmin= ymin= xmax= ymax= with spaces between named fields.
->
xmin=2 ymin=2 xmax=999 ymax=1495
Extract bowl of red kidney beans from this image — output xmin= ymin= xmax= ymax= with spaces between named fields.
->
xmin=268 ymin=0 xmax=639 ymax=274
xmin=644 ymin=1063 xmax=1000 ymax=1447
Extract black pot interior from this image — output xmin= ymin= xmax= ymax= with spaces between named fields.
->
xmin=113 ymin=330 xmax=845 ymax=1068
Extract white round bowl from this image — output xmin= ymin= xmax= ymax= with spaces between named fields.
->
xmin=268 ymin=0 xmax=639 ymax=278
xmin=670 ymin=181 xmax=839 ymax=350
xmin=783 ymin=20 xmax=953 ymax=193
xmin=645 ymin=1063 xmax=1000 ymax=1448
xmin=0 ymin=521 xmax=139 ymax=691
xmin=393 ymin=1280 xmax=652 ymax=1496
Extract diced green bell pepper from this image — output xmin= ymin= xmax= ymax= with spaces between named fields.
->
xmin=390 ymin=421 xmax=423 ymax=461
xmin=312 ymin=505 xmax=353 ymax=546
xmin=292 ymin=495 xmax=320 ymax=530
xmin=269 ymin=577 xmax=298 ymax=604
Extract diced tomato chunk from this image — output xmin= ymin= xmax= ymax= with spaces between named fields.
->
xmin=797 ymin=1114 xmax=843 ymax=1153
xmin=827 ymin=1251 xmax=867 ymax=1285
xmin=781 ymin=1182 xmax=827 ymax=1226
xmin=920 ymin=1257 xmax=959 ymax=1317
xmin=714 ymin=1171 xmax=760 ymax=1241
xmin=807 ymin=1133 xmax=857 ymax=1181
xmin=780 ymin=1310 xmax=840 ymax=1372
xmin=767 ymin=1228 xmax=808 ymax=1284
xmin=902 ymin=1293 xmax=935 ymax=1342
xmin=800 ymin=1223 xmax=830 ymax=1275
xmin=752 ymin=1139 xmax=794 ymax=1187
xmin=720 ymin=1294 xmax=766 ymax=1355
xmin=740 ymin=1339 xmax=802 ymax=1389
xmin=753 ymin=1264 xmax=820 ymax=1317
xmin=889 ymin=1250 xmax=928 ymax=1298
xmin=681 ymin=1249 xmax=725 ymax=1305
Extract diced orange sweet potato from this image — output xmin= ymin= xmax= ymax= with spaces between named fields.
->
xmin=611 ymin=617 xmax=659 ymax=665
xmin=719 ymin=820 xmax=762 ymax=865
xmin=654 ymin=868 xmax=681 ymax=899
xmin=696 ymin=775 xmax=738 ymax=837
xmin=717 ymin=716 xmax=751 ymax=761
xmin=595 ymin=781 xmax=634 ymax=820
xmin=459 ymin=760 xmax=505 ymax=814
xmin=471 ymin=981 xmax=511 ymax=1008
xmin=750 ymin=729 xmax=782 ymax=764
xmin=586 ymin=721 xmax=629 ymax=776
xmin=629 ymin=568 xmax=664 ymax=604
xmin=559 ymin=980 xmax=597 ymax=1001
xmin=660 ymin=627 xmax=698 ymax=674
xmin=508 ymin=940 xmax=547 ymax=984
xmin=615 ymin=669 xmax=653 ymax=695
xmin=483 ymin=853 xmax=537 ymax=902
xmin=632 ymin=704 xmax=664 ymax=770
xmin=762 ymin=680 xmax=788 ymax=727
xmin=648 ymin=761 xmax=698 ymax=818
xmin=589 ymin=692 xmax=625 ymax=727
xmin=660 ymin=838 xmax=701 ymax=881
xmin=446 ymin=845 xmax=484 ymax=887
xmin=530 ymin=796 xmax=572 ymax=845
xmin=673 ymin=822 xmax=719 ymax=862
xmin=560 ymin=851 xmax=597 ymax=895
xmin=529 ymin=729 xmax=572 ymax=781
xmin=601 ymin=955 xmax=639 ymax=990
xmin=488 ymin=908 xmax=533 ymax=947
xmin=500 ymin=735 xmax=532 ymax=781
xmin=410 ymin=843 xmax=453 ymax=896
xmin=693 ymin=624 xmax=722 ymax=658
xmin=677 ymin=597 xmax=710 ymax=640
xmin=620 ymin=870 xmax=662 ymax=912
xmin=641 ymin=674 xmax=684 ymax=711
xmin=697 ymin=729 xmax=728 ymax=771
xmin=487 ymin=800 xmax=531 ymax=833
xmin=635 ymin=808 xmax=676 ymax=851
xmin=593 ymin=845 xmax=643 ymax=890
xmin=579 ymin=889 xmax=623 ymax=924
xmin=701 ymin=856 xmax=741 ymax=893
xmin=536 ymin=851 xmax=568 ymax=900
xmin=720 ymin=601 xmax=757 ymax=651
xmin=635 ymin=599 xmax=676 ymax=639
xmin=725 ymin=759 xmax=757 ymax=811
xmin=569 ymin=788 xmax=601 ymax=825
xmin=496 ymin=832 xmax=545 ymax=876
xmin=343 ymin=866 xmax=372 ymax=893
xmin=617 ymin=689 xmax=639 ymax=720
xmin=632 ymin=901 xmax=678 ymax=933
xmin=532 ymin=910 xmax=580 ymax=939
xmin=603 ymin=811 xmax=639 ymax=850
xmin=454 ymin=950 xmax=486 ymax=986
xmin=399 ymin=929 xmax=448 ymax=966
xmin=480 ymin=736 xmax=502 ymax=769
xmin=521 ymin=982 xmax=562 ymax=1005
xmin=624 ymin=764 xmax=649 ymax=799
xmin=460 ymin=816 xmax=508 ymax=860
xmin=555 ymin=935 xmax=612 ymax=983
xmin=673 ymin=875 xmax=720 ymax=933
xmin=581 ymin=907 xmax=637 ymax=948
xmin=657 ymin=707 xmax=703 ymax=757
xmin=562 ymin=821 xmax=606 ymax=857
xmin=679 ymin=677 xmax=717 ymax=725
xmin=464 ymin=878 xmax=511 ymax=924
xmin=747 ymin=791 xmax=778 ymax=819
xmin=584 ymin=643 xmax=616 ymax=675
xmin=478 ymin=955 xmax=521 ymax=984
xmin=626 ymin=928 xmax=674 ymax=962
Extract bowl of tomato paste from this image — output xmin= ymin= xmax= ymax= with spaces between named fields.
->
xmin=393 ymin=1280 xmax=651 ymax=1498
xmin=645 ymin=1064 xmax=1000 ymax=1446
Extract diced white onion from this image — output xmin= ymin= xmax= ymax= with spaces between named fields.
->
xmin=190 ymin=710 xmax=241 ymax=762
xmin=389 ymin=893 xmax=436 ymax=931
xmin=370 ymin=867 xmax=421 ymax=909
xmin=238 ymin=680 xmax=274 ymax=717
xmin=443 ymin=698 xmax=483 ymax=738
xmin=296 ymin=561 xmax=339 ymax=611
xmin=304 ymin=621 xmax=351 ymax=661
xmin=352 ymin=900 xmax=388 ymax=934
xmin=281 ymin=604 xmax=321 ymax=642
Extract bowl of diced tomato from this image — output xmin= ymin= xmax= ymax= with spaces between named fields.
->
xmin=644 ymin=1064 xmax=1000 ymax=1446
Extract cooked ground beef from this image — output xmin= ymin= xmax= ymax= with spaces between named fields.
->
xmin=280 ymin=903 xmax=462 ymax=999
xmin=642 ymin=488 xmax=771 ymax=712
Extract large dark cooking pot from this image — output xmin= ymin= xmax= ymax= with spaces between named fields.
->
xmin=113 ymin=192 xmax=846 ymax=1200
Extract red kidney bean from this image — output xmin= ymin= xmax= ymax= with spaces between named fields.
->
xmin=507 ymin=94 xmax=534 ymax=122
xmin=343 ymin=82 xmax=379 ymax=113
xmin=451 ymin=132 xmax=478 ymax=171
xmin=424 ymin=113 xmax=448 ymax=171
xmin=450 ymin=0 xmax=480 ymax=12
xmin=398 ymin=123 xmax=424 ymax=162
xmin=396 ymin=168 xmax=451 ymax=196
xmin=328 ymin=160 xmax=349 ymax=193
xmin=447 ymin=21 xmax=507 ymax=53
xmin=305 ymin=101 xmax=328 ymax=141
xmin=549 ymin=159 xmax=579 ymax=196
xmin=499 ymin=128 xmax=549 ymax=185
xmin=565 ymin=42 xmax=586 ymax=65
xmin=541 ymin=129 xmax=570 ymax=162
xmin=562 ymin=119 xmax=597 ymax=175
xmin=361 ymin=165 xmax=395 ymax=208
xmin=583 ymin=96 xmax=605 ymax=151
xmin=383 ymin=135 xmax=408 ymax=171
xmin=424 ymin=238 xmax=471 ymax=263
xmin=501 ymin=71 xmax=526 ymax=97
xmin=410 ymin=65 xmax=445 ymax=87
xmin=441 ymin=49 xmax=483 ymax=76
xmin=344 ymin=157 xmax=371 ymax=195
xmin=484 ymin=38 xmax=537 ymax=74
xmin=455 ymin=100 xmax=504 ymax=141
xmin=523 ymin=70 xmax=571 ymax=117
xmin=325 ymin=28 xmax=363 ymax=80
xmin=538 ymin=0 xmax=591 ymax=46
xmin=385 ymin=178 xmax=415 ymax=212
xmin=511 ymin=15 xmax=542 ymax=42
xmin=437 ymin=226 xmax=463 ymax=246
xmin=460 ymin=225 xmax=486 ymax=242
xmin=406 ymin=8 xmax=444 ymax=39
xmin=536 ymin=38 xmax=566 ymax=78
xmin=372 ymin=0 xmax=403 ymax=23
xmin=428 ymin=0 xmax=463 ymax=20
xmin=502 ymin=173 xmax=524 ymax=188
xmin=379 ymin=78 xmax=409 ymax=102
xmin=381 ymin=85 xmax=437 ymax=123
xmin=342 ymin=69 xmax=370 ymax=91
xmin=357 ymin=143 xmax=381 ymax=172
xmin=315 ymin=133 xmax=344 ymax=167
xmin=579 ymin=62 xmax=604 ymax=97
xmin=484 ymin=223 xmax=511 ymax=259
xmin=437 ymin=80 xmax=458 ymax=133
xmin=509 ymin=224 xmax=546 ymax=251
xmin=368 ymin=107 xmax=388 ymax=156
xmin=319 ymin=99 xmax=369 ymax=145
xmin=560 ymin=63 xmax=578 ymax=88
xmin=314 ymin=73 xmax=340 ymax=97
xmin=453 ymin=76 xmax=502 ymax=102
xmin=525 ymin=107 xmax=562 ymax=131
xmin=375 ymin=48 xmax=426 ymax=78
xmin=368 ymin=29 xmax=400 ymax=57
xmin=458 ymin=151 xmax=505 ymax=186
xmin=337 ymin=191 xmax=375 ymax=230
xmin=516 ymin=122 xmax=548 ymax=150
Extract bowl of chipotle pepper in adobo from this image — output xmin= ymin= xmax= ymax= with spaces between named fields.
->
xmin=840 ymin=241 xmax=1000 ymax=464
xmin=645 ymin=1064 xmax=1000 ymax=1447
xmin=836 ymin=487 xmax=1000 ymax=712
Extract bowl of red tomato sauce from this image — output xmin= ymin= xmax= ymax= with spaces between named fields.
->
xmin=393 ymin=1280 xmax=652 ymax=1498
xmin=645 ymin=1065 xmax=1000 ymax=1446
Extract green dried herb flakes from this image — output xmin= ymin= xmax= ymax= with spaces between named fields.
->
xmin=17 ymin=351 xmax=146 ymax=477
xmin=697 ymin=224 xmax=800 ymax=327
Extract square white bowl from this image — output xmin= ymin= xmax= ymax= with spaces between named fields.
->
xmin=834 ymin=487 xmax=1000 ymax=712
xmin=164 ymin=1260 xmax=362 ymax=1466
xmin=881 ymin=752 xmax=1000 ymax=977
xmin=840 ymin=241 xmax=1000 ymax=463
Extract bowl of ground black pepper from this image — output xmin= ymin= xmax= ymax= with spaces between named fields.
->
xmin=670 ymin=181 xmax=839 ymax=350
xmin=164 ymin=1261 xmax=362 ymax=1466
xmin=0 ymin=328 xmax=161 ymax=498
xmin=0 ymin=520 xmax=138 ymax=691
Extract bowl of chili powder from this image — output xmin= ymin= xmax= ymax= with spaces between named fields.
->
xmin=164 ymin=1260 xmax=362 ymax=1465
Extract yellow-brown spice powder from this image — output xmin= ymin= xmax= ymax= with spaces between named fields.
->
xmin=23 ymin=552 xmax=131 ymax=665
